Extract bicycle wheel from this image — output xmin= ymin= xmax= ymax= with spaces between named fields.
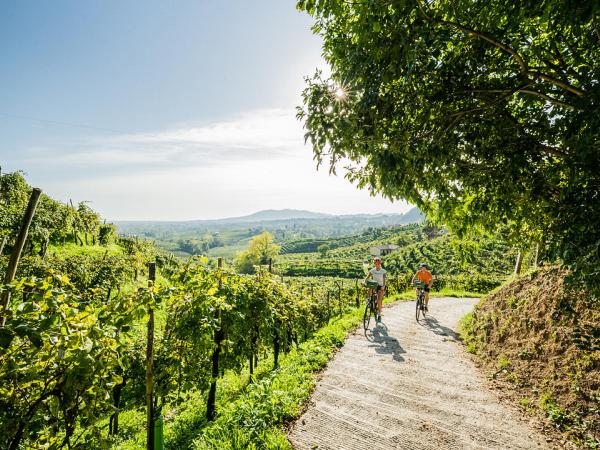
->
xmin=415 ymin=294 xmax=422 ymax=321
xmin=363 ymin=299 xmax=372 ymax=330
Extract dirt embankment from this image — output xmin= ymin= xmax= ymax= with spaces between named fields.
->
xmin=461 ymin=267 xmax=600 ymax=448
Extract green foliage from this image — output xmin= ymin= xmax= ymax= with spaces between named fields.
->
xmin=278 ymin=227 xmax=511 ymax=292
xmin=234 ymin=232 xmax=281 ymax=274
xmin=317 ymin=243 xmax=330 ymax=257
xmin=0 ymin=171 xmax=118 ymax=255
xmin=177 ymin=233 xmax=223 ymax=255
xmin=98 ymin=223 xmax=117 ymax=246
xmin=297 ymin=0 xmax=600 ymax=294
xmin=0 ymin=273 xmax=148 ymax=450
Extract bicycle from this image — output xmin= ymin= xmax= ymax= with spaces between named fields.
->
xmin=363 ymin=280 xmax=380 ymax=330
xmin=415 ymin=280 xmax=427 ymax=321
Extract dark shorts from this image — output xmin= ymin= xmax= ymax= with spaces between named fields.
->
xmin=424 ymin=286 xmax=430 ymax=293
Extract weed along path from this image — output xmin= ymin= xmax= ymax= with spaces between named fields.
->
xmin=288 ymin=297 xmax=551 ymax=450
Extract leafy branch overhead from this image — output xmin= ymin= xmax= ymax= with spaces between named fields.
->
xmin=297 ymin=0 xmax=600 ymax=291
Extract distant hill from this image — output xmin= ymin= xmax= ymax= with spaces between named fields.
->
xmin=114 ymin=207 xmax=424 ymax=247
xmin=400 ymin=206 xmax=425 ymax=223
xmin=116 ymin=207 xmax=421 ymax=232
xmin=210 ymin=209 xmax=332 ymax=223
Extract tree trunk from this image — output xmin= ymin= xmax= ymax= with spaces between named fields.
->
xmin=0 ymin=236 xmax=6 ymax=256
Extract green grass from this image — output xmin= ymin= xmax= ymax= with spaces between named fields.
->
xmin=192 ymin=309 xmax=364 ymax=449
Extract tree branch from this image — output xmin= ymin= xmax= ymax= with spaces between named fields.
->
xmin=518 ymin=89 xmax=579 ymax=110
xmin=528 ymin=71 xmax=585 ymax=97
xmin=449 ymin=84 xmax=531 ymax=118
xmin=415 ymin=0 xmax=528 ymax=75
xmin=468 ymin=87 xmax=579 ymax=110
xmin=415 ymin=0 xmax=586 ymax=97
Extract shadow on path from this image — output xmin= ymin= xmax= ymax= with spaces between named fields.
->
xmin=421 ymin=316 xmax=460 ymax=341
xmin=365 ymin=322 xmax=406 ymax=362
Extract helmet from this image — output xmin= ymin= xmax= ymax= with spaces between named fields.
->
xmin=373 ymin=256 xmax=382 ymax=262
xmin=418 ymin=262 xmax=430 ymax=270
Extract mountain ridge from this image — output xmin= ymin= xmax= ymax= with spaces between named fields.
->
xmin=115 ymin=207 xmax=414 ymax=225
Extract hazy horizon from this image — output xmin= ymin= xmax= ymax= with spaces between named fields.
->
xmin=112 ymin=206 xmax=416 ymax=223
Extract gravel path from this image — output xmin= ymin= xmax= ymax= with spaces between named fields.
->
xmin=288 ymin=297 xmax=551 ymax=450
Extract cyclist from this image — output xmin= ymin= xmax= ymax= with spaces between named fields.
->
xmin=365 ymin=256 xmax=387 ymax=322
xmin=412 ymin=263 xmax=433 ymax=312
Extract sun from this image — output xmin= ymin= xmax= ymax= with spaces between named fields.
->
xmin=333 ymin=86 xmax=347 ymax=100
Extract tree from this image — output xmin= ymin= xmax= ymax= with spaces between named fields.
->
xmin=234 ymin=232 xmax=281 ymax=274
xmin=297 ymin=0 xmax=600 ymax=291
xmin=317 ymin=243 xmax=331 ymax=257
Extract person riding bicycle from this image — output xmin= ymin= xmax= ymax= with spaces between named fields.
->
xmin=412 ymin=263 xmax=432 ymax=312
xmin=365 ymin=256 xmax=387 ymax=322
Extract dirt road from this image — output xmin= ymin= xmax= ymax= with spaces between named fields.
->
xmin=288 ymin=297 xmax=551 ymax=450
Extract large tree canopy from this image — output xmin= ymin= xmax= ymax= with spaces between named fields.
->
xmin=297 ymin=0 xmax=600 ymax=290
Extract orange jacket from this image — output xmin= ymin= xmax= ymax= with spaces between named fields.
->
xmin=414 ymin=269 xmax=433 ymax=286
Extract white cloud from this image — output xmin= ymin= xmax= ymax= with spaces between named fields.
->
xmin=23 ymin=108 xmax=305 ymax=168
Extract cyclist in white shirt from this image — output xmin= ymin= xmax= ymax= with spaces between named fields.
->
xmin=365 ymin=256 xmax=387 ymax=322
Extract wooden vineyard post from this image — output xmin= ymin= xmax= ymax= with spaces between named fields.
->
xmin=355 ymin=279 xmax=360 ymax=308
xmin=269 ymin=260 xmax=281 ymax=370
xmin=534 ymin=243 xmax=540 ymax=268
xmin=514 ymin=250 xmax=523 ymax=275
xmin=1 ymin=188 xmax=42 ymax=327
xmin=268 ymin=258 xmax=272 ymax=274
xmin=146 ymin=262 xmax=156 ymax=450
xmin=207 ymin=258 xmax=223 ymax=421
xmin=338 ymin=282 xmax=342 ymax=316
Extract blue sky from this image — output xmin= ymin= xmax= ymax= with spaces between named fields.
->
xmin=0 ymin=1 xmax=408 ymax=220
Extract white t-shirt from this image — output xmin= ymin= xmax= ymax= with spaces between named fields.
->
xmin=369 ymin=268 xmax=387 ymax=286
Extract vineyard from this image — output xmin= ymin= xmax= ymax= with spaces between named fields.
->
xmin=0 ymin=172 xmax=373 ymax=448
xmin=0 ymin=171 xmax=517 ymax=449
xmin=280 ymin=223 xmax=424 ymax=255
xmin=0 ymin=257 xmax=371 ymax=449
xmin=276 ymin=229 xmax=515 ymax=293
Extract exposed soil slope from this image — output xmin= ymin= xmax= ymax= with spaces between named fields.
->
xmin=289 ymin=298 xmax=552 ymax=449
xmin=461 ymin=267 xmax=599 ymax=448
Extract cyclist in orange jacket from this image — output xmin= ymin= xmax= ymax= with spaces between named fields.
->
xmin=412 ymin=263 xmax=433 ymax=312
